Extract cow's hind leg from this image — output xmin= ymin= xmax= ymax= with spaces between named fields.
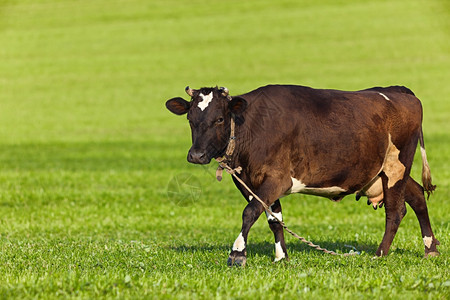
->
xmin=376 ymin=172 xmax=408 ymax=256
xmin=265 ymin=199 xmax=288 ymax=262
xmin=404 ymin=177 xmax=440 ymax=257
xmin=376 ymin=134 xmax=420 ymax=256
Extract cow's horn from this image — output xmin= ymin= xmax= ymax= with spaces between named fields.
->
xmin=220 ymin=86 xmax=229 ymax=96
xmin=185 ymin=86 xmax=194 ymax=97
xmin=220 ymin=87 xmax=232 ymax=100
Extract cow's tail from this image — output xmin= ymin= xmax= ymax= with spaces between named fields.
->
xmin=419 ymin=127 xmax=436 ymax=199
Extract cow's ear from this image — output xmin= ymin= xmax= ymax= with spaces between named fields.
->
xmin=229 ymin=96 xmax=247 ymax=115
xmin=166 ymin=97 xmax=191 ymax=115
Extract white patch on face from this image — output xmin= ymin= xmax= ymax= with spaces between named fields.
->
xmin=288 ymin=177 xmax=346 ymax=197
xmin=249 ymin=195 xmax=253 ymax=201
xmin=274 ymin=241 xmax=286 ymax=262
xmin=265 ymin=205 xmax=283 ymax=222
xmin=197 ymin=92 xmax=213 ymax=111
xmin=423 ymin=236 xmax=433 ymax=248
xmin=378 ymin=92 xmax=390 ymax=101
xmin=232 ymin=232 xmax=245 ymax=252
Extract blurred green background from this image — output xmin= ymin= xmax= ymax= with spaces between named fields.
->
xmin=0 ymin=0 xmax=449 ymax=298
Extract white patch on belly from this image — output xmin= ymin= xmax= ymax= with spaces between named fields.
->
xmin=423 ymin=236 xmax=433 ymax=249
xmin=197 ymin=92 xmax=213 ymax=111
xmin=274 ymin=241 xmax=285 ymax=262
xmin=289 ymin=177 xmax=346 ymax=197
xmin=232 ymin=232 xmax=245 ymax=252
xmin=378 ymin=92 xmax=390 ymax=101
xmin=290 ymin=178 xmax=306 ymax=193
xmin=265 ymin=204 xmax=283 ymax=222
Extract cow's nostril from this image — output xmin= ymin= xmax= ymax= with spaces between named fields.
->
xmin=187 ymin=150 xmax=207 ymax=164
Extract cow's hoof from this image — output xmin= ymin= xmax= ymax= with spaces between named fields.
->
xmin=233 ymin=255 xmax=246 ymax=267
xmin=273 ymin=256 xmax=289 ymax=264
xmin=424 ymin=251 xmax=440 ymax=258
xmin=375 ymin=249 xmax=387 ymax=257
xmin=227 ymin=256 xmax=233 ymax=266
xmin=227 ymin=253 xmax=246 ymax=267
xmin=355 ymin=193 xmax=361 ymax=201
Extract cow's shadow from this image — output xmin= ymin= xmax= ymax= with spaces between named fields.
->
xmin=170 ymin=239 xmax=386 ymax=259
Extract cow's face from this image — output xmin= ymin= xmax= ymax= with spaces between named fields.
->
xmin=166 ymin=87 xmax=247 ymax=164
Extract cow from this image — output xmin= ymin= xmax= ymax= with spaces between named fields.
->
xmin=165 ymin=84 xmax=440 ymax=266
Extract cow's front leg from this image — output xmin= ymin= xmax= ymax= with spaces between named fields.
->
xmin=228 ymin=199 xmax=264 ymax=267
xmin=266 ymin=199 xmax=288 ymax=262
xmin=228 ymin=177 xmax=288 ymax=267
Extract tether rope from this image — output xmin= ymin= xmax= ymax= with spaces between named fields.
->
xmin=216 ymin=161 xmax=360 ymax=257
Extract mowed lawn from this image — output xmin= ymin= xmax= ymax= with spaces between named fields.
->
xmin=0 ymin=0 xmax=449 ymax=298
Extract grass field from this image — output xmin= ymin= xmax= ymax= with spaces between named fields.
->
xmin=0 ymin=0 xmax=449 ymax=298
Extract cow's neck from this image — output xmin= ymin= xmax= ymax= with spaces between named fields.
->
xmin=215 ymin=114 xmax=241 ymax=181
xmin=226 ymin=113 xmax=237 ymax=157
xmin=216 ymin=113 xmax=237 ymax=162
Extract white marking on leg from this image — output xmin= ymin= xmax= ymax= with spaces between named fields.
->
xmin=197 ymin=92 xmax=213 ymax=111
xmin=274 ymin=241 xmax=286 ymax=262
xmin=265 ymin=205 xmax=283 ymax=222
xmin=289 ymin=177 xmax=346 ymax=197
xmin=423 ymin=236 xmax=433 ymax=248
xmin=232 ymin=232 xmax=245 ymax=252
xmin=378 ymin=92 xmax=390 ymax=101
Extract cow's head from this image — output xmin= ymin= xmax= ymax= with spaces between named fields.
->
xmin=166 ymin=86 xmax=247 ymax=164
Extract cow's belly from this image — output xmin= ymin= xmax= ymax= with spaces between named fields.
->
xmin=285 ymin=134 xmax=403 ymax=203
xmin=285 ymin=176 xmax=384 ymax=203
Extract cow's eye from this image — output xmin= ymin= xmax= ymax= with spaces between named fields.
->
xmin=216 ymin=117 xmax=224 ymax=124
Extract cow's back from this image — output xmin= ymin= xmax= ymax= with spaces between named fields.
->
xmin=240 ymin=84 xmax=422 ymax=145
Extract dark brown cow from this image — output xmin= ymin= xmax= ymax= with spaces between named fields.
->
xmin=166 ymin=84 xmax=439 ymax=266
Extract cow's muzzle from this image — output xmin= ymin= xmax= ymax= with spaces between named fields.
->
xmin=187 ymin=149 xmax=210 ymax=164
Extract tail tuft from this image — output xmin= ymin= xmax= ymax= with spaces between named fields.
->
xmin=422 ymin=163 xmax=436 ymax=199
xmin=419 ymin=128 xmax=436 ymax=199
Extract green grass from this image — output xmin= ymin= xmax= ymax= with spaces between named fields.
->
xmin=0 ymin=0 xmax=449 ymax=298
